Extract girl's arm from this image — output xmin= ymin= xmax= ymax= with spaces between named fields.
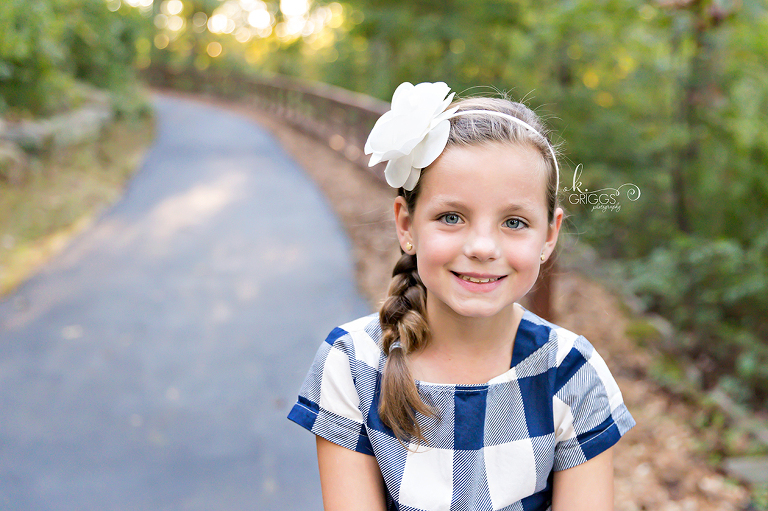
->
xmin=551 ymin=446 xmax=614 ymax=511
xmin=316 ymin=436 xmax=387 ymax=511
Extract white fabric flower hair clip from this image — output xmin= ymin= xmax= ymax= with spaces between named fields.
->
xmin=364 ymin=82 xmax=458 ymax=191
xmin=364 ymin=81 xmax=560 ymax=193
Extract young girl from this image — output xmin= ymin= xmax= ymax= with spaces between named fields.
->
xmin=288 ymin=82 xmax=636 ymax=511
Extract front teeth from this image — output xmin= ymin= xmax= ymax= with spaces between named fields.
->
xmin=460 ymin=275 xmax=501 ymax=283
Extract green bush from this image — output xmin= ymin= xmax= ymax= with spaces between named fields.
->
xmin=0 ymin=0 xmax=147 ymax=117
xmin=62 ymin=0 xmax=143 ymax=90
xmin=628 ymin=233 xmax=768 ymax=406
xmin=0 ymin=0 xmax=72 ymax=116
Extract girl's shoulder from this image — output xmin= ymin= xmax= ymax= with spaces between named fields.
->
xmin=511 ymin=305 xmax=601 ymax=370
xmin=335 ymin=311 xmax=382 ymax=337
xmin=320 ymin=312 xmax=384 ymax=368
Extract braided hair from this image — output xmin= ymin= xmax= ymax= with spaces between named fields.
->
xmin=378 ymin=251 xmax=435 ymax=444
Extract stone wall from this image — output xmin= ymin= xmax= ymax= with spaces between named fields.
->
xmin=0 ymin=89 xmax=114 ymax=185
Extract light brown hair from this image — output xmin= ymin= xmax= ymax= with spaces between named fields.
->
xmin=378 ymin=96 xmax=562 ymax=445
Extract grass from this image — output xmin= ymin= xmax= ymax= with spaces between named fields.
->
xmin=0 ymin=113 xmax=156 ymax=296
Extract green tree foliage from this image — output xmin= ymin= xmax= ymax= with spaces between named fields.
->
xmin=0 ymin=0 xmax=70 ymax=115
xmin=629 ymin=233 xmax=768 ymax=404
xmin=0 ymin=0 xmax=149 ymax=117
xmin=64 ymin=0 xmax=144 ymax=90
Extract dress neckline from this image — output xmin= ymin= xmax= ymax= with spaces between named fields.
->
xmin=412 ymin=304 xmax=535 ymax=389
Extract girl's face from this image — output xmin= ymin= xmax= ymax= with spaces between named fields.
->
xmin=394 ymin=142 xmax=563 ymax=320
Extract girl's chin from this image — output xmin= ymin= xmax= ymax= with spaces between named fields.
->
xmin=445 ymin=301 xmax=518 ymax=319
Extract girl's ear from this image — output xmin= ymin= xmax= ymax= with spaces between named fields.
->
xmin=393 ymin=196 xmax=414 ymax=253
xmin=543 ymin=206 xmax=564 ymax=258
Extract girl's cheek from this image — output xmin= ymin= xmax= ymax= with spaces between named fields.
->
xmin=501 ymin=239 xmax=541 ymax=264
xmin=424 ymin=230 xmax=461 ymax=254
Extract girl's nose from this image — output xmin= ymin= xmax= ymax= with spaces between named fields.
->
xmin=463 ymin=228 xmax=501 ymax=261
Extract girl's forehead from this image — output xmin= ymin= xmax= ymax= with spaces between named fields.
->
xmin=417 ymin=143 xmax=550 ymax=210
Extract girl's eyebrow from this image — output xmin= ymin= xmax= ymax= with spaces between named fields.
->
xmin=430 ymin=197 xmax=536 ymax=213
xmin=430 ymin=198 xmax=465 ymax=209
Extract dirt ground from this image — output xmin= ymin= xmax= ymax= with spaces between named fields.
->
xmin=175 ymin=90 xmax=754 ymax=510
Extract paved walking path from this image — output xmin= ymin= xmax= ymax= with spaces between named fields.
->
xmin=0 ymin=95 xmax=371 ymax=510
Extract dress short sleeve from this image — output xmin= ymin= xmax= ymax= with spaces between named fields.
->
xmin=287 ymin=326 xmax=375 ymax=455
xmin=551 ymin=334 xmax=636 ymax=471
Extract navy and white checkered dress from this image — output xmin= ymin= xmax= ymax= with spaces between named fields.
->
xmin=288 ymin=305 xmax=636 ymax=511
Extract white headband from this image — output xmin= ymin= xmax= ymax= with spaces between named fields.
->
xmin=364 ymin=82 xmax=559 ymax=193
xmin=445 ymin=109 xmax=559 ymax=193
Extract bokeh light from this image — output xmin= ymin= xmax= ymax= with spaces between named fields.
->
xmin=208 ymin=13 xmax=228 ymax=34
xmin=248 ymin=9 xmax=271 ymax=29
xmin=120 ymin=0 xmax=348 ymax=56
xmin=167 ymin=15 xmax=184 ymax=31
xmin=582 ymin=70 xmax=599 ymax=89
xmin=154 ymin=13 xmax=167 ymax=29
xmin=124 ymin=0 xmax=153 ymax=8
xmin=192 ymin=11 xmax=207 ymax=26
xmin=154 ymin=33 xmax=169 ymax=49
xmin=235 ymin=27 xmax=252 ymax=43
xmin=280 ymin=0 xmax=309 ymax=17
xmin=166 ymin=0 xmax=183 ymax=15
xmin=207 ymin=41 xmax=223 ymax=57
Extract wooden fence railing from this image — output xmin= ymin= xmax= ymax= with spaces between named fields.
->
xmin=143 ymin=67 xmax=555 ymax=321
xmin=143 ymin=67 xmax=390 ymax=180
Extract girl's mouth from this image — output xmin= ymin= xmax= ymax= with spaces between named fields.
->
xmin=451 ymin=271 xmax=506 ymax=287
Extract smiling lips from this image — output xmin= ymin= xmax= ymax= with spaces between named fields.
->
xmin=452 ymin=271 xmax=506 ymax=284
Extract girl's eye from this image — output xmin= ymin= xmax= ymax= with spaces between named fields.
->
xmin=440 ymin=213 xmax=461 ymax=225
xmin=504 ymin=218 xmax=526 ymax=229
